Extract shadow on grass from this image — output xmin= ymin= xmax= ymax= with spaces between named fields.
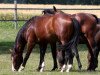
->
xmin=0 ymin=41 xmax=88 ymax=55
xmin=0 ymin=42 xmax=14 ymax=54
xmin=0 ymin=42 xmax=52 ymax=55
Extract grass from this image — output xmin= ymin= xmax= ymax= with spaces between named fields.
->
xmin=0 ymin=22 xmax=100 ymax=75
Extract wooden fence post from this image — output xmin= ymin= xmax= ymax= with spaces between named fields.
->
xmin=14 ymin=0 xmax=18 ymax=29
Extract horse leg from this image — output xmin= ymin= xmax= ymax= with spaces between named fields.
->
xmin=86 ymin=34 xmax=98 ymax=70
xmin=61 ymin=48 xmax=71 ymax=72
xmin=37 ymin=42 xmax=47 ymax=72
xmin=57 ymin=50 xmax=65 ymax=69
xmin=66 ymin=52 xmax=74 ymax=72
xmin=50 ymin=42 xmax=58 ymax=71
xmin=18 ymin=40 xmax=35 ymax=72
xmin=72 ymin=46 xmax=82 ymax=71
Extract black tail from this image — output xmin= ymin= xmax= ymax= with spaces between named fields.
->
xmin=57 ymin=18 xmax=80 ymax=51
xmin=91 ymin=14 xmax=99 ymax=24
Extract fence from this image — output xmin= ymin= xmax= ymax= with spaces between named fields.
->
xmin=0 ymin=0 xmax=100 ymax=29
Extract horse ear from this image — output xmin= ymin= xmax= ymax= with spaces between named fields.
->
xmin=9 ymin=49 xmax=13 ymax=52
xmin=53 ymin=6 xmax=57 ymax=12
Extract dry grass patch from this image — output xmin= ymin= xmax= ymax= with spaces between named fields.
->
xmin=0 ymin=4 xmax=100 ymax=17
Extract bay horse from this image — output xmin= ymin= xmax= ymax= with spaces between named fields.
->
xmin=42 ymin=7 xmax=99 ymax=71
xmin=42 ymin=7 xmax=82 ymax=72
xmin=11 ymin=9 xmax=80 ymax=72
xmin=72 ymin=13 xmax=99 ymax=71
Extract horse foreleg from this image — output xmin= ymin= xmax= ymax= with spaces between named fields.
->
xmin=18 ymin=42 xmax=35 ymax=72
xmin=50 ymin=42 xmax=58 ymax=71
xmin=37 ymin=43 xmax=47 ymax=72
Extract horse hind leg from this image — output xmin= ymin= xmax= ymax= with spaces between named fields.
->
xmin=72 ymin=46 xmax=82 ymax=71
xmin=37 ymin=42 xmax=47 ymax=72
xmin=61 ymin=48 xmax=71 ymax=72
xmin=66 ymin=52 xmax=74 ymax=72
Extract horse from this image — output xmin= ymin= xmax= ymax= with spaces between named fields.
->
xmin=11 ymin=9 xmax=80 ymax=72
xmin=42 ymin=7 xmax=99 ymax=71
xmin=72 ymin=13 xmax=99 ymax=71
xmin=42 ymin=7 xmax=82 ymax=72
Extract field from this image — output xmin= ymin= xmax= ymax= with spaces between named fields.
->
xmin=0 ymin=4 xmax=100 ymax=75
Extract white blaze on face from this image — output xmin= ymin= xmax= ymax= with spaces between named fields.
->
xmin=12 ymin=57 xmax=16 ymax=71
xmin=66 ymin=64 xmax=72 ymax=72
xmin=40 ymin=62 xmax=45 ymax=72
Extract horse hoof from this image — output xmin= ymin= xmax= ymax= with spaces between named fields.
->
xmin=51 ymin=67 xmax=58 ymax=71
xmin=36 ymin=67 xmax=41 ymax=71
xmin=18 ymin=66 xmax=25 ymax=72
xmin=78 ymin=65 xmax=82 ymax=71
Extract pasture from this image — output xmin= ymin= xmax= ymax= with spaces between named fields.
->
xmin=0 ymin=22 xmax=100 ymax=75
xmin=0 ymin=4 xmax=100 ymax=75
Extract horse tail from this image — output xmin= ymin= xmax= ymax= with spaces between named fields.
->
xmin=91 ymin=14 xmax=99 ymax=24
xmin=60 ymin=18 xmax=80 ymax=50
xmin=71 ymin=18 xmax=81 ymax=45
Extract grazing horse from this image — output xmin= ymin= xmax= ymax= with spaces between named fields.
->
xmin=42 ymin=7 xmax=82 ymax=72
xmin=72 ymin=13 xmax=99 ymax=70
xmin=11 ymin=10 xmax=80 ymax=72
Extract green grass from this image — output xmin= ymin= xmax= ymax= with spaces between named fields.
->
xmin=0 ymin=22 xmax=100 ymax=75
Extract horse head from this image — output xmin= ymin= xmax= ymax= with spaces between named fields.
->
xmin=11 ymin=46 xmax=23 ymax=71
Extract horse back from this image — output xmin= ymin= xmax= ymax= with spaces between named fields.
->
xmin=73 ymin=13 xmax=97 ymax=33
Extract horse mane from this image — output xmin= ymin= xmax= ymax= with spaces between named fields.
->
xmin=42 ymin=6 xmax=58 ymax=15
xmin=91 ymin=14 xmax=99 ymax=24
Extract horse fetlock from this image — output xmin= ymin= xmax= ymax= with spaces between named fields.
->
xmin=18 ymin=65 xmax=25 ymax=72
xmin=40 ymin=67 xmax=44 ymax=72
xmin=39 ymin=62 xmax=45 ymax=72
xmin=66 ymin=64 xmax=72 ymax=72
xmin=60 ymin=64 xmax=66 ymax=72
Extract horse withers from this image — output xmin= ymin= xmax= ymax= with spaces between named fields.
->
xmin=11 ymin=9 xmax=80 ymax=72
